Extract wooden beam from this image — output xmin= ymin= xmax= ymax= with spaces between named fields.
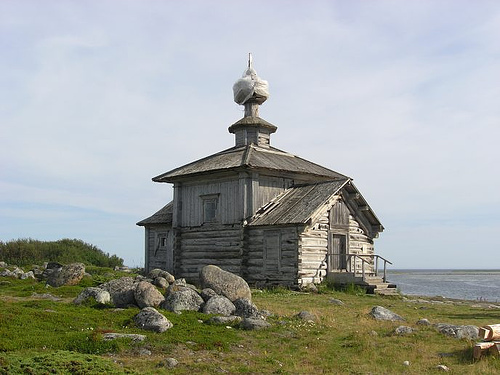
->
xmin=491 ymin=342 xmax=500 ymax=357
xmin=349 ymin=192 xmax=360 ymax=200
xmin=473 ymin=342 xmax=496 ymax=359
xmin=479 ymin=325 xmax=500 ymax=341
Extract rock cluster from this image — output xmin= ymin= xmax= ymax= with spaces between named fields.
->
xmin=0 ymin=261 xmax=86 ymax=286
xmin=0 ymin=262 xmax=36 ymax=280
xmin=72 ymin=265 xmax=270 ymax=333
xmin=369 ymin=306 xmax=479 ymax=341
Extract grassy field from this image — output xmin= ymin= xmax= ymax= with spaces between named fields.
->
xmin=1 ymin=270 xmax=499 ymax=374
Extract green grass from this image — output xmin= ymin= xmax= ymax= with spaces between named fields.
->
xmin=0 ymin=351 xmax=132 ymax=374
xmin=1 ymin=274 xmax=500 ymax=374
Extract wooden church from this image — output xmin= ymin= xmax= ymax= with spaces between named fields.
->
xmin=137 ymin=58 xmax=393 ymax=291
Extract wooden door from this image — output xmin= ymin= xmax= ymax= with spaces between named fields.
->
xmin=328 ymin=233 xmax=347 ymax=271
xmin=263 ymin=230 xmax=281 ymax=273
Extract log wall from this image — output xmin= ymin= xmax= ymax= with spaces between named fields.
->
xmin=298 ymin=212 xmax=329 ymax=285
xmin=243 ymin=226 xmax=299 ymax=286
xmin=175 ymin=225 xmax=243 ymax=283
xmin=297 ymin=208 xmax=376 ymax=285
xmin=348 ymin=215 xmax=375 ymax=273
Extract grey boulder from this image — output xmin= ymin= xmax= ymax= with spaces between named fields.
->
xmin=134 ymin=307 xmax=173 ymax=333
xmin=201 ymin=288 xmax=218 ymax=302
xmin=240 ymin=318 xmax=271 ymax=330
xmin=200 ymin=265 xmax=251 ymax=302
xmin=73 ymin=287 xmax=111 ymax=305
xmin=46 ymin=263 xmax=86 ymax=287
xmin=329 ymin=298 xmax=344 ymax=305
xmin=12 ymin=267 xmax=25 ymax=278
xmin=41 ymin=262 xmax=63 ymax=280
xmin=166 ymin=278 xmax=187 ymax=295
xmin=20 ymin=271 xmax=36 ymax=280
xmin=370 ymin=306 xmax=405 ymax=322
xmin=100 ymin=277 xmax=137 ymax=307
xmin=160 ymin=358 xmax=179 ymax=368
xmin=434 ymin=323 xmax=479 ymax=339
xmin=234 ymin=298 xmax=260 ymax=318
xmin=296 ymin=310 xmax=319 ymax=323
xmin=416 ymin=318 xmax=431 ymax=326
xmin=394 ymin=326 xmax=414 ymax=335
xmin=0 ymin=269 xmax=14 ymax=278
xmin=134 ymin=281 xmax=165 ymax=308
xmin=162 ymin=287 xmax=204 ymax=312
xmin=153 ymin=277 xmax=168 ymax=289
xmin=202 ymin=295 xmax=236 ymax=316
xmin=148 ymin=269 xmax=175 ymax=284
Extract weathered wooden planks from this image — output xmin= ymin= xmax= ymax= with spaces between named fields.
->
xmin=478 ymin=325 xmax=500 ymax=341
xmin=473 ymin=341 xmax=500 ymax=359
xmin=473 ymin=324 xmax=500 ymax=359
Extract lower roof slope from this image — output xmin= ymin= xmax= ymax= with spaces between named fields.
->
xmin=248 ymin=179 xmax=383 ymax=237
xmin=136 ymin=202 xmax=173 ymax=226
xmin=248 ymin=180 xmax=349 ymax=226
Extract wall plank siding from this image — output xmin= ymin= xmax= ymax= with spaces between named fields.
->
xmin=144 ymin=225 xmax=173 ymax=273
xmin=254 ymin=176 xmax=292 ymax=213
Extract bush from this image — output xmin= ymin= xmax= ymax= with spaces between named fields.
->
xmin=0 ymin=238 xmax=124 ymax=268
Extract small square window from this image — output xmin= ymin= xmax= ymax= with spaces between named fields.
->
xmin=202 ymin=195 xmax=219 ymax=223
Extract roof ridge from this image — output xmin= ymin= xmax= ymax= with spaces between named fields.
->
xmin=243 ymin=145 xmax=253 ymax=165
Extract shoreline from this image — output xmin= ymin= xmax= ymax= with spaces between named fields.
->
xmin=400 ymin=293 xmax=500 ymax=308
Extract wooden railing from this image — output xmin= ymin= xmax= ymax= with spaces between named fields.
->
xmin=326 ymin=253 xmax=393 ymax=282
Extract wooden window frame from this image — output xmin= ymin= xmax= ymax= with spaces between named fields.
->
xmin=200 ymin=194 xmax=220 ymax=224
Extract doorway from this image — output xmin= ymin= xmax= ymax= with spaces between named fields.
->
xmin=328 ymin=233 xmax=348 ymax=271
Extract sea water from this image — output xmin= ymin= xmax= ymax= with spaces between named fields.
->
xmin=386 ymin=269 xmax=500 ymax=302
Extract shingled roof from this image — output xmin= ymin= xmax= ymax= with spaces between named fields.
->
xmin=248 ymin=180 xmax=349 ymax=226
xmin=248 ymin=179 xmax=384 ymax=237
xmin=153 ymin=144 xmax=348 ymax=182
xmin=136 ymin=201 xmax=173 ymax=226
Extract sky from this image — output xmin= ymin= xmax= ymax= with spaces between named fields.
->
xmin=1 ymin=0 xmax=499 ymax=269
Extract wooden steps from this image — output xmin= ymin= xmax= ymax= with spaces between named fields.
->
xmin=327 ymin=272 xmax=398 ymax=296
xmin=363 ymin=276 xmax=399 ymax=296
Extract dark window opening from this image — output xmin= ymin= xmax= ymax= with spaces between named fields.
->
xmin=201 ymin=195 xmax=219 ymax=223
